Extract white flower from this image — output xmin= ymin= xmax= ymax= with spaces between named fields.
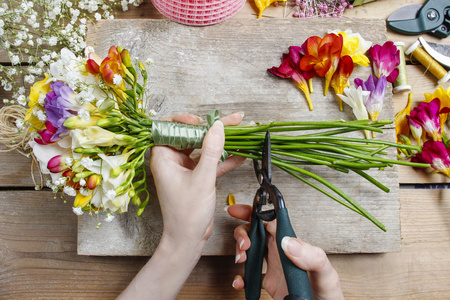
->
xmin=81 ymin=157 xmax=95 ymax=169
xmin=113 ymin=74 xmax=123 ymax=85
xmin=11 ymin=55 xmax=20 ymax=65
xmin=64 ymin=186 xmax=77 ymax=197
xmin=95 ymin=12 xmax=101 ymax=20
xmin=105 ymin=214 xmax=115 ymax=222
xmin=17 ymin=95 xmax=26 ymax=106
xmin=48 ymin=36 xmax=58 ymax=46
xmin=338 ymin=86 xmax=370 ymax=121
xmin=79 ymin=178 xmax=87 ymax=187
xmin=24 ymin=75 xmax=35 ymax=84
xmin=106 ymin=190 xmax=116 ymax=201
xmin=35 ymin=110 xmax=47 ymax=122
xmin=15 ymin=118 xmax=25 ymax=130
xmin=42 ymin=54 xmax=51 ymax=62
xmin=78 ymin=108 xmax=90 ymax=120
xmin=65 ymin=156 xmax=74 ymax=166
xmin=72 ymin=207 xmax=84 ymax=215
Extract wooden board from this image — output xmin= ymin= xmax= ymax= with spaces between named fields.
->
xmin=78 ymin=18 xmax=400 ymax=255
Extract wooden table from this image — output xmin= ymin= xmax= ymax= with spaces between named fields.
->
xmin=1 ymin=1 xmax=449 ymax=298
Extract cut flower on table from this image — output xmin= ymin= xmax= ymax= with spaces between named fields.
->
xmin=1 ymin=45 xmax=428 ymax=231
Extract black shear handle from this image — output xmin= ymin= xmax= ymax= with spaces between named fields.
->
xmin=276 ymin=207 xmax=312 ymax=300
xmin=244 ymin=214 xmax=265 ymax=300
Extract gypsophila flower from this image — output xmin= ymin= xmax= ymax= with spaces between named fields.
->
xmin=65 ymin=157 xmax=74 ymax=166
xmin=78 ymin=109 xmax=91 ymax=120
xmin=15 ymin=119 xmax=25 ymax=131
xmin=72 ymin=206 xmax=84 ymax=215
xmin=81 ymin=157 xmax=95 ymax=168
xmin=113 ymin=74 xmax=123 ymax=85
xmin=105 ymin=214 xmax=115 ymax=222
xmin=11 ymin=55 xmax=20 ymax=65
xmin=79 ymin=179 xmax=87 ymax=187
xmin=17 ymin=95 xmax=26 ymax=106
xmin=64 ymin=186 xmax=77 ymax=196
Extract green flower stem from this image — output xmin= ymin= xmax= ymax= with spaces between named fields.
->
xmin=351 ymin=169 xmax=390 ymax=193
xmin=273 ymin=160 xmax=386 ymax=232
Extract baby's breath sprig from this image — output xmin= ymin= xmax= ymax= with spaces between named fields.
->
xmin=0 ymin=0 xmax=141 ymax=104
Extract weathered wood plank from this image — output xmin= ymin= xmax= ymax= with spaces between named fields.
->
xmin=77 ymin=18 xmax=400 ymax=256
xmin=1 ymin=189 xmax=449 ymax=299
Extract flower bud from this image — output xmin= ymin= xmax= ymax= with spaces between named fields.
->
xmin=98 ymin=99 xmax=116 ymax=114
xmin=87 ymin=174 xmax=101 ymax=190
xmin=121 ymin=49 xmax=132 ymax=67
xmin=63 ymin=116 xmax=100 ymax=129
xmin=111 ymin=166 xmax=122 ymax=177
xmin=96 ymin=117 xmax=124 ymax=128
xmin=113 ymin=134 xmax=137 ymax=145
xmin=398 ymin=134 xmax=412 ymax=145
xmin=139 ymin=62 xmax=147 ymax=81
xmin=47 ymin=155 xmax=70 ymax=173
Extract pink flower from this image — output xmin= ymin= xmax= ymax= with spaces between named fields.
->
xmin=368 ymin=41 xmax=400 ymax=83
xmin=268 ymin=46 xmax=315 ymax=110
xmin=408 ymin=98 xmax=443 ymax=141
xmin=35 ymin=121 xmax=58 ymax=145
xmin=412 ymin=140 xmax=450 ymax=177
xmin=47 ymin=155 xmax=70 ymax=173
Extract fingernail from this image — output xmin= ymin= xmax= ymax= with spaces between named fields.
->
xmin=281 ymin=237 xmax=302 ymax=257
xmin=232 ymin=279 xmax=236 ymax=289
xmin=237 ymin=111 xmax=245 ymax=118
xmin=235 ymin=253 xmax=241 ymax=264
xmin=238 ymin=237 xmax=245 ymax=250
xmin=224 ymin=206 xmax=230 ymax=213
xmin=210 ymin=120 xmax=224 ymax=137
xmin=195 ymin=116 xmax=204 ymax=123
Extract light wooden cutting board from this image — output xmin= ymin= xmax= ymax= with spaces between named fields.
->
xmin=78 ymin=18 xmax=400 ymax=255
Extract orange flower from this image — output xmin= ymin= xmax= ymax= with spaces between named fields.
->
xmin=330 ymin=55 xmax=354 ymax=110
xmin=300 ymin=34 xmax=343 ymax=95
xmin=86 ymin=46 xmax=125 ymax=88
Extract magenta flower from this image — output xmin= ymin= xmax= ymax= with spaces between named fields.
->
xmin=35 ymin=121 xmax=58 ymax=145
xmin=268 ymin=46 xmax=315 ymax=110
xmin=368 ymin=41 xmax=400 ymax=83
xmin=408 ymin=98 xmax=442 ymax=141
xmin=412 ymin=140 xmax=450 ymax=177
xmin=47 ymin=155 xmax=70 ymax=173
xmin=354 ymin=74 xmax=387 ymax=122
xmin=44 ymin=81 xmax=78 ymax=141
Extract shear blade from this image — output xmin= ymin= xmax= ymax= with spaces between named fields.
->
xmin=387 ymin=5 xmax=424 ymax=35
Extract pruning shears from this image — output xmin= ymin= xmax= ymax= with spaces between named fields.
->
xmin=386 ymin=0 xmax=450 ymax=38
xmin=245 ymin=131 xmax=312 ymax=300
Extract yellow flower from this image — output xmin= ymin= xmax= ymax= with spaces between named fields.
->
xmin=255 ymin=0 xmax=287 ymax=18
xmin=395 ymin=93 xmax=412 ymax=151
xmin=25 ymin=73 xmax=51 ymax=131
xmin=424 ymin=86 xmax=450 ymax=129
xmin=337 ymin=31 xmax=371 ymax=67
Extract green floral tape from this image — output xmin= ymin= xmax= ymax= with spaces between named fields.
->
xmin=151 ymin=110 xmax=228 ymax=161
xmin=152 ymin=121 xmax=207 ymax=150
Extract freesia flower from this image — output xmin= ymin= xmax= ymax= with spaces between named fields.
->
xmin=330 ymin=29 xmax=372 ymax=66
xmin=35 ymin=121 xmax=58 ymax=145
xmin=424 ymin=86 xmax=450 ymax=129
xmin=268 ymin=46 xmax=315 ymax=110
xmin=300 ymin=33 xmax=343 ymax=95
xmin=71 ymin=126 xmax=137 ymax=148
xmin=408 ymin=98 xmax=445 ymax=142
xmin=354 ymin=74 xmax=387 ymax=122
xmin=330 ymin=55 xmax=354 ymax=110
xmin=25 ymin=74 xmax=51 ymax=131
xmin=395 ymin=93 xmax=412 ymax=146
xmin=368 ymin=41 xmax=400 ymax=83
xmin=86 ymin=46 xmax=126 ymax=89
xmin=337 ymin=85 xmax=370 ymax=139
xmin=412 ymin=140 xmax=450 ymax=177
xmin=47 ymin=154 xmax=72 ymax=173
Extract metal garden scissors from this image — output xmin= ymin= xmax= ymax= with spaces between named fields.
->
xmin=245 ymin=131 xmax=312 ymax=300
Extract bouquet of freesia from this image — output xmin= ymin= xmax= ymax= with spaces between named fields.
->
xmin=14 ymin=45 xmax=427 ymax=231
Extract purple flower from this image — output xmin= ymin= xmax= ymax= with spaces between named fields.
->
xmin=408 ymin=98 xmax=442 ymax=142
xmin=412 ymin=140 xmax=450 ymax=176
xmin=44 ymin=81 xmax=78 ymax=141
xmin=368 ymin=41 xmax=400 ymax=83
xmin=354 ymin=74 xmax=387 ymax=121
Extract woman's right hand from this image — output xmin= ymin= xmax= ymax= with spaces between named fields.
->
xmin=228 ymin=204 xmax=344 ymax=300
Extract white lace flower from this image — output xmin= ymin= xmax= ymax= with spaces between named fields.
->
xmin=81 ymin=157 xmax=95 ymax=169
xmin=105 ymin=214 xmax=115 ymax=222
xmin=64 ymin=186 xmax=77 ymax=196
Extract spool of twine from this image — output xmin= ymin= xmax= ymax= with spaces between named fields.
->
xmin=405 ymin=40 xmax=450 ymax=85
xmin=393 ymin=42 xmax=411 ymax=93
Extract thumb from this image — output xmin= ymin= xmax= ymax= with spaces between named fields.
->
xmin=281 ymin=237 xmax=328 ymax=273
xmin=194 ymin=120 xmax=225 ymax=182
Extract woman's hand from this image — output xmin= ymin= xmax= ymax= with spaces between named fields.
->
xmin=228 ymin=204 xmax=344 ymax=300
xmin=119 ymin=113 xmax=245 ymax=300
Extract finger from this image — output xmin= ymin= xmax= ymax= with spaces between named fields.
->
xmin=233 ymin=223 xmax=251 ymax=252
xmin=227 ymin=204 xmax=253 ymax=222
xmin=235 ymin=243 xmax=247 ymax=264
xmin=281 ymin=237 xmax=330 ymax=272
xmin=192 ymin=120 xmax=224 ymax=185
xmin=232 ymin=275 xmax=245 ymax=290
xmin=220 ymin=112 xmax=244 ymax=126
xmin=159 ymin=114 xmax=201 ymax=125
xmin=216 ymin=155 xmax=246 ymax=178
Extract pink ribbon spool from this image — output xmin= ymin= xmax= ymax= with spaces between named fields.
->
xmin=152 ymin=0 xmax=246 ymax=26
